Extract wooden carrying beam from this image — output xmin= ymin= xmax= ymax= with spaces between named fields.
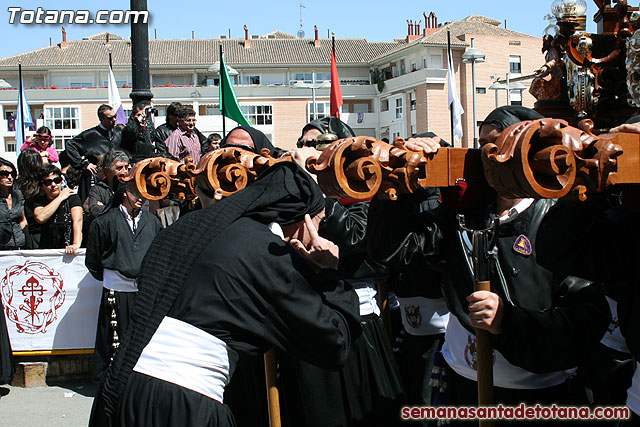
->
xmin=306 ymin=119 xmax=638 ymax=201
xmin=121 ymin=120 xmax=640 ymax=203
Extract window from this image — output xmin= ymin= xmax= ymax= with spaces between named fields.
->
xmin=44 ymin=106 xmax=80 ymax=131
xmin=391 ymin=62 xmax=399 ymax=77
xmin=294 ymin=73 xmax=330 ymax=84
xmin=381 ymin=99 xmax=389 ymax=112
xmin=395 ymin=98 xmax=403 ymax=119
xmin=400 ymin=60 xmax=406 ymax=75
xmin=52 ymin=135 xmax=73 ymax=151
xmin=205 ymin=106 xmax=221 ymax=115
xmin=242 ymin=75 xmax=261 ymax=85
xmin=308 ymin=102 xmax=330 ymax=122
xmin=410 ymin=60 xmax=417 ymax=72
xmin=353 ymin=103 xmax=369 ymax=113
xmin=476 ymin=87 xmax=487 ymax=94
xmin=240 ymin=105 xmax=273 ymax=125
xmin=69 ymin=82 xmax=92 ymax=88
xmin=510 ymin=90 xmax=523 ymax=106
xmin=430 ymin=54 xmax=443 ymax=69
xmin=423 ymin=57 xmax=427 ymax=69
xmin=510 ymin=56 xmax=522 ymax=74
xmin=410 ymin=92 xmax=416 ymax=111
xmin=5 ymin=139 xmax=15 ymax=153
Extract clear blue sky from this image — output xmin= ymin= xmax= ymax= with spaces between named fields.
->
xmin=0 ymin=0 xmax=598 ymax=59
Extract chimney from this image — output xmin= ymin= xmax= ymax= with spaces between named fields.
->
xmin=243 ymin=25 xmax=251 ymax=48
xmin=192 ymin=31 xmax=195 ymax=39
xmin=423 ymin=12 xmax=439 ymax=36
xmin=59 ymin=26 xmax=68 ymax=48
xmin=314 ymin=25 xmax=320 ymax=47
xmin=105 ymin=32 xmax=110 ymax=45
xmin=406 ymin=19 xmax=422 ymax=42
xmin=49 ymin=37 xmax=52 ymax=46
xmin=155 ymin=28 xmax=157 ymax=39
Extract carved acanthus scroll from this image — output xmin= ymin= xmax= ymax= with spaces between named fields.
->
xmin=306 ymin=123 xmax=627 ymax=202
xmin=122 ymin=147 xmax=292 ymax=200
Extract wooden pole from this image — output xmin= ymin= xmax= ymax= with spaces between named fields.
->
xmin=264 ymin=349 xmax=281 ymax=427
xmin=474 ymin=280 xmax=494 ymax=427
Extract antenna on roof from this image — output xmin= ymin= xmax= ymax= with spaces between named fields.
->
xmin=297 ymin=3 xmax=306 ymax=38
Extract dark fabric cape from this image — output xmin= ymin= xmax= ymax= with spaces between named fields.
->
xmin=221 ymin=126 xmax=285 ymax=158
xmin=98 ymin=161 xmax=324 ymax=419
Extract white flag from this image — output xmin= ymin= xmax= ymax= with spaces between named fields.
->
xmin=107 ymin=66 xmax=127 ymax=125
xmin=447 ymin=45 xmax=464 ymax=144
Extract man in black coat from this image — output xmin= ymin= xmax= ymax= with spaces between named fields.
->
xmin=368 ymin=107 xmax=609 ymax=425
xmin=66 ymin=104 xmax=122 ymax=203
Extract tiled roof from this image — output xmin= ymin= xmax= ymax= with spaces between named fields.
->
xmin=0 ymin=36 xmax=402 ymax=69
xmin=371 ymin=15 xmax=537 ymax=61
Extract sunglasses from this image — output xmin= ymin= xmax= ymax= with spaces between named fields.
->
xmin=42 ymin=177 xmax=63 ymax=186
xmin=104 ymin=115 xmax=117 ymax=120
xmin=0 ymin=170 xmax=15 ymax=179
xmin=36 ymin=134 xmax=52 ymax=140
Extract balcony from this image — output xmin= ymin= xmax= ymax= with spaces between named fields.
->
xmin=379 ymin=68 xmax=447 ymax=94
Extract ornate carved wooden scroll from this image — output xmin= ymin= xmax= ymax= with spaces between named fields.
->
xmin=306 ymin=125 xmax=633 ymax=202
xmin=121 ymin=156 xmax=196 ymax=201
xmin=482 ymin=118 xmax=623 ymax=200
xmin=306 ymin=135 xmax=485 ymax=200
xmin=189 ymin=148 xmax=292 ymax=198
xmin=122 ymin=148 xmax=293 ymax=200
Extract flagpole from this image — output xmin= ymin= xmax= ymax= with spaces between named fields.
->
xmin=447 ymin=31 xmax=455 ymax=145
xmin=219 ymin=43 xmax=226 ymax=137
xmin=18 ymin=63 xmax=25 ymax=146
xmin=109 ymin=52 xmax=113 ymax=70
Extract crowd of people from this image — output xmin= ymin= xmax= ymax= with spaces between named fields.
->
xmin=0 ymin=102 xmax=639 ymax=427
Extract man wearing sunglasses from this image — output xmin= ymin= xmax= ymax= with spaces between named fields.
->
xmin=66 ymin=104 xmax=123 ymax=204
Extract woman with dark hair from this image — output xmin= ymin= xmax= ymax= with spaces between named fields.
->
xmin=20 ymin=126 xmax=59 ymax=164
xmin=0 ymin=157 xmax=27 ymax=250
xmin=15 ymin=148 xmax=43 ymax=249
xmin=0 ymin=158 xmax=16 ymax=385
xmin=33 ymin=164 xmax=82 ymax=254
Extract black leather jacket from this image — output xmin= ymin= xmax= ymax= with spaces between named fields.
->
xmin=537 ymin=196 xmax=640 ymax=359
xmin=318 ymin=198 xmax=386 ymax=280
xmin=369 ymin=191 xmax=609 ymax=374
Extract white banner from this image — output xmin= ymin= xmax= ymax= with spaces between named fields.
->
xmin=0 ymin=249 xmax=102 ymax=352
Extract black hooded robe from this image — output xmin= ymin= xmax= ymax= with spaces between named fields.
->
xmin=89 ymin=163 xmax=361 ymax=427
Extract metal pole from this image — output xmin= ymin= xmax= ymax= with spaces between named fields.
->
xmin=494 ymin=89 xmax=499 ymax=109
xmin=129 ymin=0 xmax=153 ymax=105
xmin=507 ymin=73 xmax=511 ymax=105
xmin=220 ymin=44 xmax=226 ymax=137
xmin=18 ymin=63 xmax=25 ymax=145
xmin=470 ymin=39 xmax=479 ymax=149
xmin=311 ymin=71 xmax=317 ymax=121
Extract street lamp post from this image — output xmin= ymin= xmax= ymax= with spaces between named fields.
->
xmin=292 ymin=71 xmax=331 ymax=121
xmin=462 ymin=38 xmax=485 ymax=149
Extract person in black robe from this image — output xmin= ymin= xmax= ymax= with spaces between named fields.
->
xmin=0 ymin=192 xmax=15 ymax=385
xmin=279 ymin=117 xmax=404 ymax=427
xmin=220 ymin=125 xmax=287 ymax=158
xmin=86 ymin=181 xmax=162 ymax=383
xmin=89 ymin=162 xmax=361 ymax=427
xmin=66 ymin=104 xmax=122 ymax=203
xmin=535 ymin=114 xmax=640 ymax=424
xmin=368 ymin=107 xmax=610 ymax=426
